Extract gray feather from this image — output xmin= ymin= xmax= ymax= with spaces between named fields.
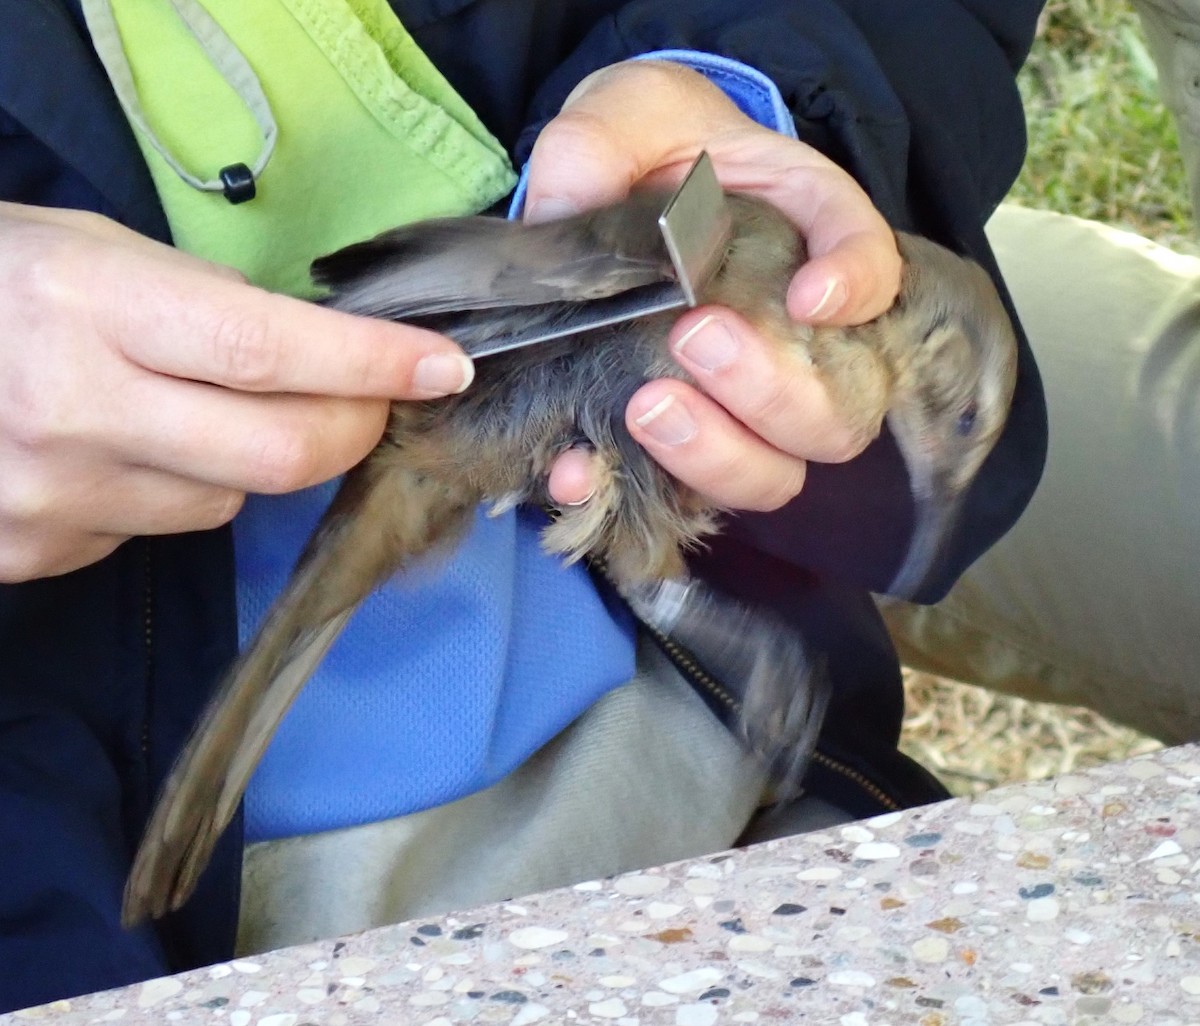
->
xmin=313 ymin=195 xmax=676 ymax=321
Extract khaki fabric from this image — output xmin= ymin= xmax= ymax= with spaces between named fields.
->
xmin=883 ymin=205 xmax=1200 ymax=744
xmin=238 ymin=637 xmax=770 ymax=954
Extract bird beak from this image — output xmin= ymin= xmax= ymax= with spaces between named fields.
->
xmin=883 ymin=409 xmax=962 ymax=600
xmin=887 ymin=487 xmax=959 ymax=600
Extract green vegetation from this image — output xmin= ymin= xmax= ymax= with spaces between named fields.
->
xmin=1011 ymin=0 xmax=1194 ymax=247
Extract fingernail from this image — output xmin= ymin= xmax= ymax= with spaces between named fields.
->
xmin=803 ymin=277 xmax=848 ymax=320
xmin=525 ymin=197 xmax=580 ymax=224
xmin=673 ymin=314 xmax=739 ymax=372
xmin=414 ymin=353 xmax=474 ymax=396
xmin=634 ymin=394 xmax=696 ymax=446
xmin=562 ymin=488 xmax=596 ymax=507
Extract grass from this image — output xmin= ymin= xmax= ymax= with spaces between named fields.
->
xmin=1011 ymin=0 xmax=1195 ymax=245
xmin=898 ymin=0 xmax=1179 ymax=796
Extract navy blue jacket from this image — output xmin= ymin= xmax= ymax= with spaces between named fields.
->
xmin=0 ymin=0 xmax=1046 ymax=1010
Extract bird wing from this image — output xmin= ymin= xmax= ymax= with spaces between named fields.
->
xmin=312 ymin=197 xmax=675 ymax=321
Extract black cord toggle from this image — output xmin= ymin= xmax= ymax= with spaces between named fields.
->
xmin=219 ymin=163 xmax=256 ymax=204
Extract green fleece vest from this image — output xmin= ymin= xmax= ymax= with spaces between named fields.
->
xmin=82 ymin=0 xmax=516 ymax=295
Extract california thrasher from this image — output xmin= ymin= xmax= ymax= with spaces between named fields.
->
xmin=122 ymin=186 xmax=1018 ymax=925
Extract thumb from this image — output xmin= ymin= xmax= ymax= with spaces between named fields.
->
xmin=522 ymin=60 xmax=744 ymax=223
xmin=523 ymin=114 xmax=637 ymax=222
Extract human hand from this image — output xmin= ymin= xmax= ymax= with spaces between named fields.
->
xmin=0 ymin=202 xmax=474 ymax=582
xmin=524 ymin=59 xmax=902 ymax=511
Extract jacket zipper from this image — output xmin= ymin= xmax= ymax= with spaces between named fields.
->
xmin=140 ymin=537 xmax=155 ymax=775
xmin=628 ymin=591 xmax=902 ymax=814
xmin=808 ymin=749 xmax=900 ymax=812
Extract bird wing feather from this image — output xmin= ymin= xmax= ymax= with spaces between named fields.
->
xmin=313 ymin=202 xmax=674 ymax=321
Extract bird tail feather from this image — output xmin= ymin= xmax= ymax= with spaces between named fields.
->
xmin=122 ymin=460 xmax=476 ymax=925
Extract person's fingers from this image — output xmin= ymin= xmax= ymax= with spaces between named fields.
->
xmin=3 ymin=201 xmax=474 ymax=403
xmin=668 ymin=135 xmax=902 ymax=326
xmin=624 ymin=379 xmax=808 ymax=512
xmin=523 ymin=60 xmax=745 ymax=221
xmin=79 ymin=466 xmax=246 ymax=536
xmin=547 ymin=447 xmax=599 ymax=506
xmin=1 ymin=200 xmax=248 ymax=280
xmin=0 ymin=526 xmax=124 ymax=583
xmin=0 ymin=450 xmax=245 ymax=537
xmin=668 ymin=306 xmax=877 ymax=464
xmin=524 ymin=62 xmax=902 ymax=327
xmin=90 ymin=252 xmax=474 ymax=401
xmin=786 ymin=228 xmax=901 ymax=326
xmin=99 ymin=379 xmax=391 ymax=494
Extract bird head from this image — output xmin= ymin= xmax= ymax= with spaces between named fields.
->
xmin=883 ymin=232 xmax=1019 ymax=597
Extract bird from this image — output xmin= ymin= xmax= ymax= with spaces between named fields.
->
xmin=120 ymin=182 xmax=1018 ymax=926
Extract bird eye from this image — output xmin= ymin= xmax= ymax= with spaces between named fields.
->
xmin=956 ymin=402 xmax=978 ymax=436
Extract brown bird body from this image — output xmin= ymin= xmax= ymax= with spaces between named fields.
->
xmin=122 ymin=189 xmax=1018 ymax=926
